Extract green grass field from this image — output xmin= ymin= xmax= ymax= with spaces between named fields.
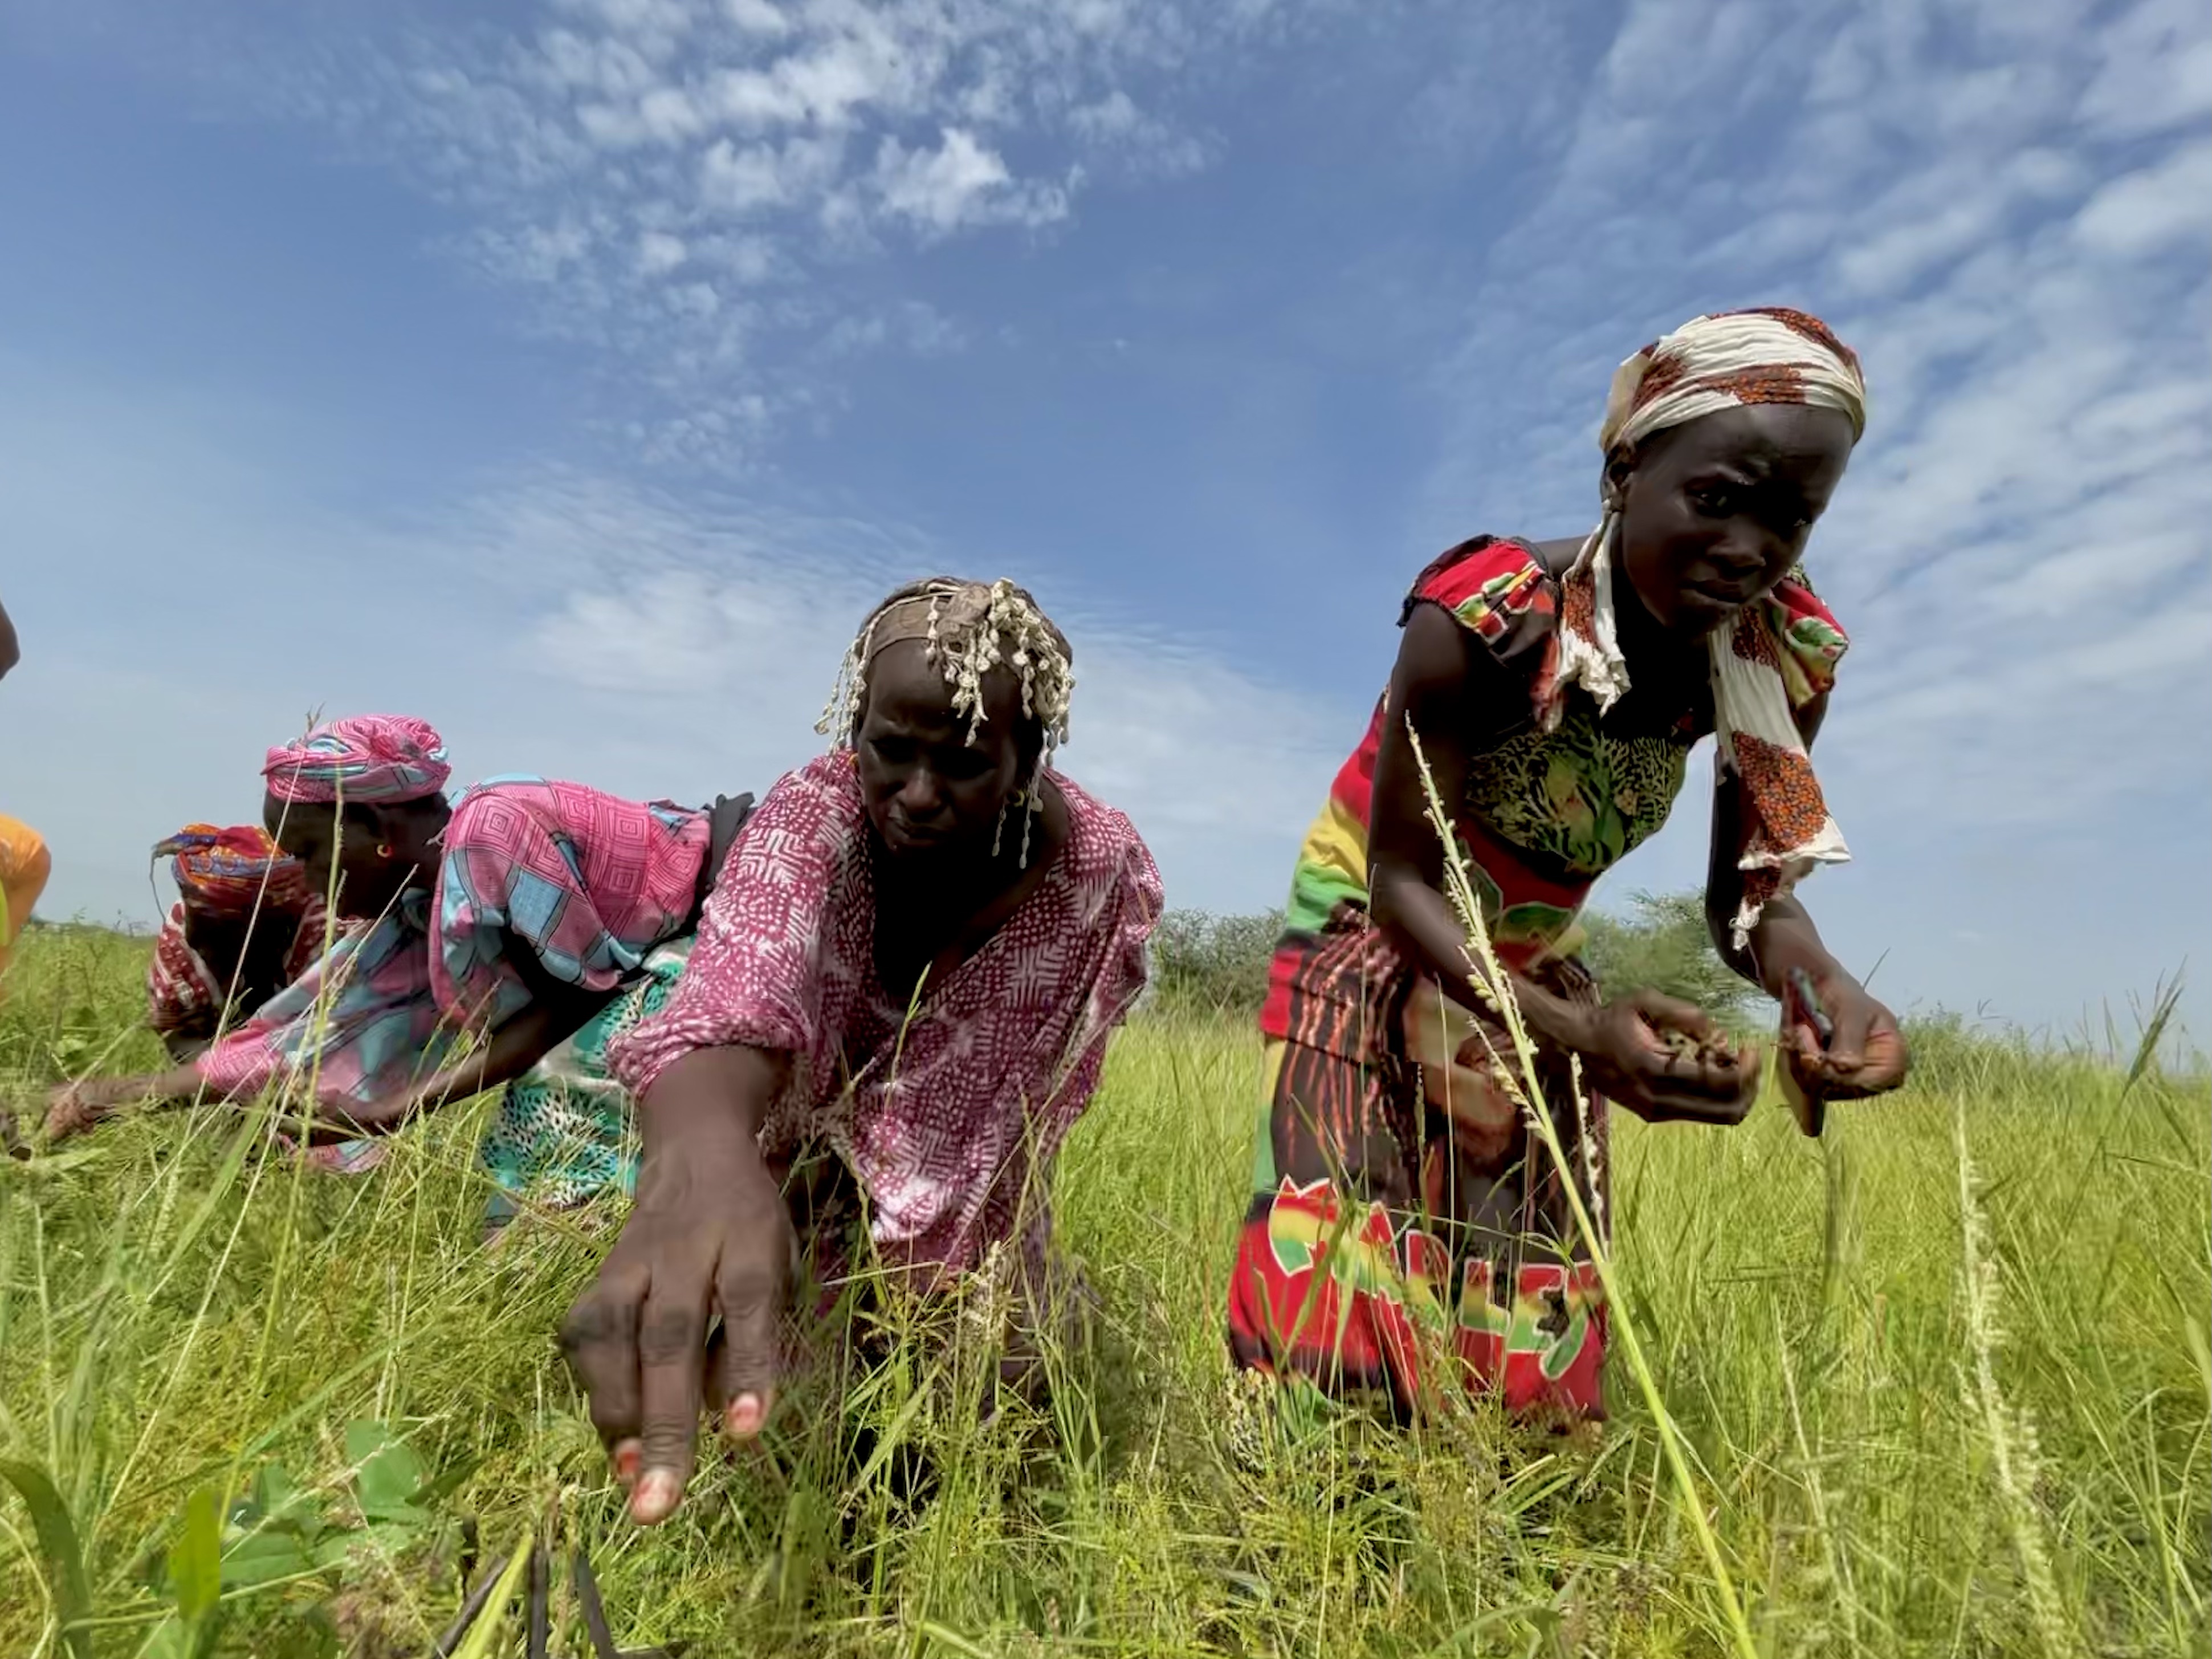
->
xmin=1 ymin=922 xmax=2206 ymax=1657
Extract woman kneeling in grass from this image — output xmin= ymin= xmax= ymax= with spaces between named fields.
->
xmin=561 ymin=579 xmax=1162 ymax=1527
xmin=1228 ymin=308 xmax=1910 ymax=1424
xmin=144 ymin=824 xmax=331 ymax=1062
xmin=48 ymin=716 xmax=753 ymax=1210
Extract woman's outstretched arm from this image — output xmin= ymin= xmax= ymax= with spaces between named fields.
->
xmin=561 ymin=1046 xmax=795 ymax=1527
xmin=403 ymin=936 xmax=622 ymax=1117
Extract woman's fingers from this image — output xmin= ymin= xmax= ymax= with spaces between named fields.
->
xmin=559 ymin=1271 xmax=646 ymax=1465
xmin=1826 ymin=986 xmax=1873 ymax=1074
xmin=714 ymin=1253 xmax=785 ymax=1442
xmin=1858 ymin=1020 xmax=1909 ymax=1089
xmin=630 ymin=1271 xmax=711 ymax=1526
xmin=1627 ymin=990 xmax=1720 ymax=1042
xmin=1785 ymin=987 xmax=1910 ymax=1103
xmin=1648 ymin=1050 xmax=1755 ymax=1106
xmin=1624 ymin=1033 xmax=1763 ymax=1123
xmin=43 ymin=1087 xmax=97 ymax=1141
xmin=1818 ymin=1020 xmax=1911 ymax=1100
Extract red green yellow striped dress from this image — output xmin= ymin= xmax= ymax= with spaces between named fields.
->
xmin=1228 ymin=535 xmax=1847 ymax=1421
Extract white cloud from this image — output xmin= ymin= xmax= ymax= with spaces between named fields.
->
xmin=636 ymin=228 xmax=689 ymax=272
xmin=155 ymin=0 xmax=1290 ymax=462
xmin=1412 ymin=0 xmax=2211 ymax=1028
xmin=2072 ymin=137 xmax=2212 ymax=255
xmin=871 ymin=127 xmax=1065 ymax=233
xmin=2075 ymin=0 xmax=2212 ymax=137
xmin=724 ymin=0 xmax=792 ymax=38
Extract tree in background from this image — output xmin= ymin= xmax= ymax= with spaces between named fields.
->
xmin=1148 ymin=891 xmax=1760 ymax=1024
xmin=1146 ymin=910 xmax=1284 ymax=1016
xmin=1579 ymin=889 xmax=1761 ymax=1027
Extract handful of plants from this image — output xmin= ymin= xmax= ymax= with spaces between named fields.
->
xmin=1656 ymin=1025 xmax=1745 ymax=1070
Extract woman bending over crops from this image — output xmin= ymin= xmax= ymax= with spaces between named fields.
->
xmin=48 ymin=715 xmax=753 ymax=1211
xmin=144 ymin=824 xmax=332 ymax=1062
xmin=1228 ymin=308 xmax=1909 ymax=1422
xmin=561 ymin=579 xmax=1162 ymax=1527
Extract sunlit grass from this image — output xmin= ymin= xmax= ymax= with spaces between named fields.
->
xmin=1 ymin=924 xmax=2206 ymax=1655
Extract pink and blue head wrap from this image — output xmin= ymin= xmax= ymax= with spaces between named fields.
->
xmin=263 ymin=715 xmax=451 ymax=806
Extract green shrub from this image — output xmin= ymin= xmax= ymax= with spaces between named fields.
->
xmin=1145 ymin=908 xmax=1282 ymax=1016
xmin=1580 ymin=888 xmax=1758 ymax=1019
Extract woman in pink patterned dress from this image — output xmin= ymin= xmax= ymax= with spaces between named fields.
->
xmin=561 ymin=578 xmax=1163 ymax=1528
xmin=47 ymin=717 xmax=753 ymax=1206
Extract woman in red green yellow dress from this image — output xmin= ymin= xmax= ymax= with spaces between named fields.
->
xmin=1228 ymin=308 xmax=1911 ymax=1421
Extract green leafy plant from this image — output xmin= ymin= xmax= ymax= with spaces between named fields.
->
xmin=137 ymin=1419 xmax=471 ymax=1652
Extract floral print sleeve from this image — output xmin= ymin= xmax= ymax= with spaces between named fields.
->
xmin=1761 ymin=574 xmax=1850 ymax=709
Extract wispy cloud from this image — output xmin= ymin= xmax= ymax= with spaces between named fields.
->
xmin=1420 ymin=0 xmax=2211 ymax=840
xmin=183 ymin=0 xmax=1311 ymax=462
xmin=0 ymin=361 xmax=1340 ymax=922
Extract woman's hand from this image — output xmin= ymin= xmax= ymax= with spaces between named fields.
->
xmin=1565 ymin=990 xmax=1763 ymax=1125
xmin=43 ymin=1082 xmax=112 ymax=1143
xmin=559 ymin=1051 xmax=792 ymax=1528
xmin=1782 ymin=968 xmax=1908 ymax=1103
xmin=44 ymin=1070 xmax=195 ymax=1141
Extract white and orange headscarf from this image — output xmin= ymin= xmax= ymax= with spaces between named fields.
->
xmin=1552 ymin=307 xmax=1867 ymax=948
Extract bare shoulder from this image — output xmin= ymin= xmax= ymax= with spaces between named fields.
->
xmin=1526 ymin=535 xmax=1584 ymax=578
xmin=1395 ymin=599 xmax=1482 ymax=696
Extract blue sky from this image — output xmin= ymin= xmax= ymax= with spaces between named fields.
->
xmin=3 ymin=0 xmax=2207 ymax=1043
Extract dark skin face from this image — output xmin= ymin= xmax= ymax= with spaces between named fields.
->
xmin=854 ymin=640 xmax=1039 ymax=868
xmin=263 ymin=791 xmax=447 ymax=920
xmin=177 ymin=896 xmax=291 ymax=982
xmin=1610 ymin=403 xmax=1857 ymax=643
xmin=853 ymin=639 xmax=1067 ymax=1002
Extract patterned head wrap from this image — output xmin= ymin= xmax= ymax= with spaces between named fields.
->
xmin=263 ymin=714 xmax=452 ymax=806
xmin=154 ymin=823 xmax=311 ymax=917
xmin=817 ymin=578 xmax=1076 ymax=867
xmin=1554 ymin=307 xmax=1866 ymax=948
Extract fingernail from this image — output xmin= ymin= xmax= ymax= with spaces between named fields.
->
xmin=612 ymin=1440 xmax=641 ymax=1486
xmin=632 ymin=1469 xmax=679 ymax=1524
xmin=726 ymin=1393 xmax=763 ymax=1438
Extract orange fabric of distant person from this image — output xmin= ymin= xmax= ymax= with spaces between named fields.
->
xmin=1 ymin=814 xmax=52 ymax=976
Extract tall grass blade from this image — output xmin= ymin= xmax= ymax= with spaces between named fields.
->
xmin=1954 ymin=1101 xmax=2082 ymax=1659
xmin=1404 ymin=723 xmax=1761 ymax=1659
xmin=450 ymin=1533 xmax=533 ymax=1659
xmin=2122 ymin=973 xmax=2184 ymax=1102
xmin=0 ymin=1457 xmax=95 ymax=1659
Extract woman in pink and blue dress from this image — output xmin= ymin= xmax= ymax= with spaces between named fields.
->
xmin=48 ymin=716 xmax=753 ymax=1203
